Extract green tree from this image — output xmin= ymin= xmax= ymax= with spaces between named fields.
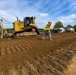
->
xmin=67 ymin=25 xmax=73 ymax=28
xmin=54 ymin=21 xmax=64 ymax=28
xmin=73 ymin=25 xmax=76 ymax=32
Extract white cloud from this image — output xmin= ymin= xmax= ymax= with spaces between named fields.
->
xmin=57 ymin=14 xmax=76 ymax=26
xmin=69 ymin=1 xmax=76 ymax=10
xmin=40 ymin=13 xmax=49 ymax=17
xmin=48 ymin=0 xmax=68 ymax=14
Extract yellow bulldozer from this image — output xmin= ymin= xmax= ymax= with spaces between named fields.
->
xmin=0 ymin=16 xmax=40 ymax=38
xmin=12 ymin=16 xmax=39 ymax=37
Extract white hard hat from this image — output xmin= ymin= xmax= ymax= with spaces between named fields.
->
xmin=48 ymin=21 xmax=52 ymax=23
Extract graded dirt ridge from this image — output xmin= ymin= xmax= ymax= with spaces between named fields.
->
xmin=0 ymin=33 xmax=76 ymax=75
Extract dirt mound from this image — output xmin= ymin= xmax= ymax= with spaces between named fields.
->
xmin=0 ymin=33 xmax=76 ymax=75
xmin=63 ymin=55 xmax=76 ymax=75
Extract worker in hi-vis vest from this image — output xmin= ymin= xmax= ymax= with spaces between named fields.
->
xmin=42 ymin=21 xmax=52 ymax=40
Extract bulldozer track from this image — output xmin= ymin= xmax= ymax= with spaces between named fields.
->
xmin=0 ymin=33 xmax=76 ymax=75
xmin=0 ymin=44 xmax=34 ymax=56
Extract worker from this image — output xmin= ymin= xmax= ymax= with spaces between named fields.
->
xmin=42 ymin=21 xmax=52 ymax=40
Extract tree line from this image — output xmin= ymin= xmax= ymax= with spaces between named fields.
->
xmin=54 ymin=21 xmax=76 ymax=32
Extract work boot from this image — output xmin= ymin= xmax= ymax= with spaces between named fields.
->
xmin=41 ymin=37 xmax=45 ymax=40
xmin=49 ymin=38 xmax=53 ymax=41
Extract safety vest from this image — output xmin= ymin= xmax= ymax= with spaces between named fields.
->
xmin=44 ymin=24 xmax=51 ymax=31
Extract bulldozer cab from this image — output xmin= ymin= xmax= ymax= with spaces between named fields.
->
xmin=24 ymin=17 xmax=35 ymax=27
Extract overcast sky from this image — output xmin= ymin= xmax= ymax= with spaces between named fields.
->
xmin=0 ymin=0 xmax=76 ymax=28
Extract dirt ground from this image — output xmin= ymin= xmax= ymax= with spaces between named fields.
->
xmin=0 ymin=32 xmax=76 ymax=75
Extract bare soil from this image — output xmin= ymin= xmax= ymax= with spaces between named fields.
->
xmin=0 ymin=32 xmax=76 ymax=75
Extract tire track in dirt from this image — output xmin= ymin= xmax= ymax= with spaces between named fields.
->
xmin=0 ymin=38 xmax=39 ymax=57
xmin=0 ymin=43 xmax=36 ymax=56
xmin=0 ymin=33 xmax=76 ymax=75
xmin=0 ymin=48 xmax=6 ymax=56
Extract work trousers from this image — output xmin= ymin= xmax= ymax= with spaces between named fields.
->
xmin=42 ymin=30 xmax=51 ymax=40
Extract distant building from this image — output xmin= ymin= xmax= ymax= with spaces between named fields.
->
xmin=53 ymin=28 xmax=65 ymax=33
xmin=66 ymin=28 xmax=74 ymax=32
